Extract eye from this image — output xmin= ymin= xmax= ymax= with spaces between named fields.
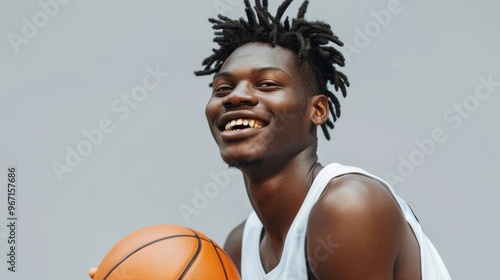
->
xmin=257 ymin=80 xmax=278 ymax=87
xmin=259 ymin=82 xmax=274 ymax=87
xmin=256 ymin=81 xmax=281 ymax=90
xmin=213 ymin=85 xmax=233 ymax=95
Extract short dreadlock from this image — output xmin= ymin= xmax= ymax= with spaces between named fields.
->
xmin=195 ymin=0 xmax=349 ymax=140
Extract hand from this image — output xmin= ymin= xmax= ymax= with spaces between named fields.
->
xmin=88 ymin=267 xmax=97 ymax=279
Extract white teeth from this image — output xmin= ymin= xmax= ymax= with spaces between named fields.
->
xmin=224 ymin=118 xmax=265 ymax=131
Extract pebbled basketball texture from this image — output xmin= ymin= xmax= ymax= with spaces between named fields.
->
xmin=92 ymin=224 xmax=241 ymax=280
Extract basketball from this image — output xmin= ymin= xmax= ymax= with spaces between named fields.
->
xmin=91 ymin=224 xmax=241 ymax=280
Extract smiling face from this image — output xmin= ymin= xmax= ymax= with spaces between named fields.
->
xmin=205 ymin=42 xmax=327 ymax=169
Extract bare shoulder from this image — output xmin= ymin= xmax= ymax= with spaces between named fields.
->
xmin=306 ymin=173 xmax=408 ymax=279
xmin=223 ymin=220 xmax=246 ymax=273
xmin=311 ymin=173 xmax=402 ymax=217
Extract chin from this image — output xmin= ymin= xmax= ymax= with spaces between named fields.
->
xmin=219 ymin=150 xmax=264 ymax=169
xmin=225 ymin=159 xmax=262 ymax=169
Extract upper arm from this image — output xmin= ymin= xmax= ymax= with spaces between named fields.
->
xmin=306 ymin=174 xmax=407 ymax=280
xmin=223 ymin=220 xmax=246 ymax=273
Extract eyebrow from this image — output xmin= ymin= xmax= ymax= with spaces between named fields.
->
xmin=213 ymin=67 xmax=291 ymax=79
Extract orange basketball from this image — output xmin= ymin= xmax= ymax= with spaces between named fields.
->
xmin=92 ymin=224 xmax=241 ymax=280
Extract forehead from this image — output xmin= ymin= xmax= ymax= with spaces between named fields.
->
xmin=218 ymin=42 xmax=299 ymax=75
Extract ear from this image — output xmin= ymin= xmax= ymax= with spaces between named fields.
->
xmin=308 ymin=95 xmax=329 ymax=126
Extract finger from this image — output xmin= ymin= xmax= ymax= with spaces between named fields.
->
xmin=88 ymin=267 xmax=97 ymax=279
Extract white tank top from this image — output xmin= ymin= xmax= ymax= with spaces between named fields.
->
xmin=241 ymin=163 xmax=451 ymax=280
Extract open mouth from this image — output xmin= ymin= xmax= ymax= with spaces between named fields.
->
xmin=222 ymin=118 xmax=266 ymax=131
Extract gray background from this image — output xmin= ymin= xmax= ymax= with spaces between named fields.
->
xmin=0 ymin=0 xmax=498 ymax=279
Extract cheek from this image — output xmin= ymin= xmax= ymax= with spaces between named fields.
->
xmin=205 ymin=97 xmax=218 ymax=122
xmin=204 ymin=101 xmax=219 ymax=141
xmin=273 ymin=99 xmax=307 ymax=127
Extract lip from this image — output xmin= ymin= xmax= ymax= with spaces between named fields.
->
xmin=215 ymin=110 xmax=270 ymax=141
xmin=220 ymin=126 xmax=265 ymax=141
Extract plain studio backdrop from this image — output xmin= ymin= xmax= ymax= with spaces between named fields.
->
xmin=0 ymin=0 xmax=498 ymax=279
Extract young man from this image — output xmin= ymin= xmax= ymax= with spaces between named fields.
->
xmin=195 ymin=0 xmax=451 ymax=279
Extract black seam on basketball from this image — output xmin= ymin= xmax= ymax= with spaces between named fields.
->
xmin=210 ymin=239 xmax=229 ymax=280
xmin=102 ymin=233 xmax=196 ymax=280
xmin=198 ymin=237 xmax=212 ymax=242
xmin=213 ymin=243 xmax=232 ymax=260
xmin=177 ymin=229 xmax=202 ymax=280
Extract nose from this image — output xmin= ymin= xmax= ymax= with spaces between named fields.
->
xmin=222 ymin=82 xmax=259 ymax=108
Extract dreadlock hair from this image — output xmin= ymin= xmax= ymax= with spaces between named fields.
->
xmin=195 ymin=0 xmax=349 ymax=140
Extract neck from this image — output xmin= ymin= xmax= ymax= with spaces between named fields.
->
xmin=240 ymin=146 xmax=322 ymax=251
